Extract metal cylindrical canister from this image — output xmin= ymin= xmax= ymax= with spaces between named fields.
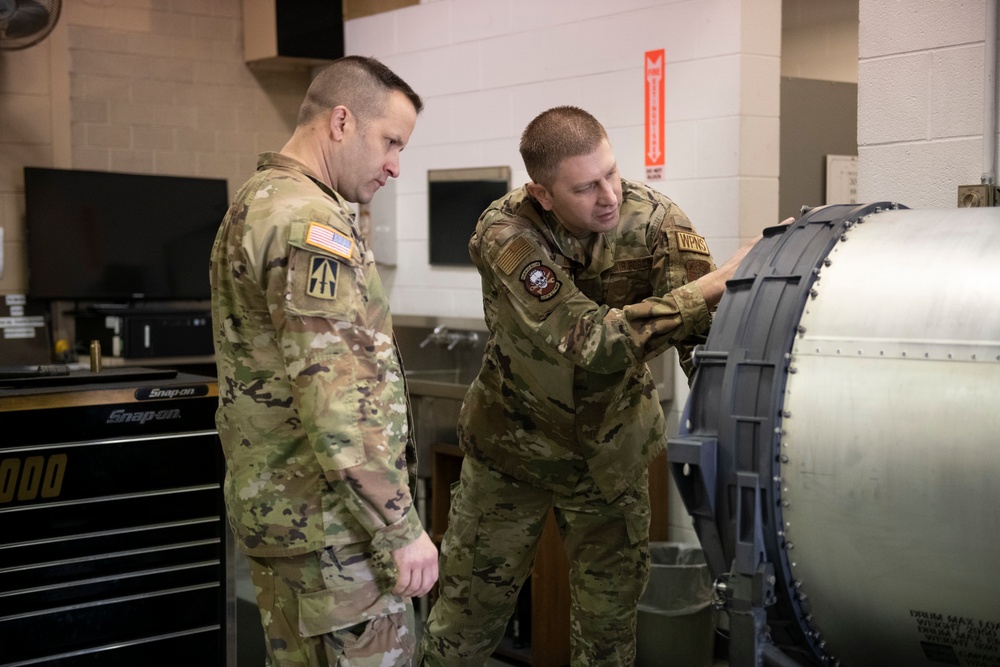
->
xmin=89 ymin=340 xmax=102 ymax=373
xmin=669 ymin=203 xmax=1000 ymax=667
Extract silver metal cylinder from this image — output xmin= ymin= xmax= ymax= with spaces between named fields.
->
xmin=669 ymin=204 xmax=1000 ymax=667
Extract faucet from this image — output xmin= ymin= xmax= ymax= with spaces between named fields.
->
xmin=447 ymin=330 xmax=480 ymax=351
xmin=419 ymin=325 xmax=449 ymax=348
xmin=419 ymin=326 xmax=480 ymax=350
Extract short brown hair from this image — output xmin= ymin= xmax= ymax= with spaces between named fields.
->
xmin=297 ymin=55 xmax=423 ymax=127
xmin=519 ymin=106 xmax=609 ymax=187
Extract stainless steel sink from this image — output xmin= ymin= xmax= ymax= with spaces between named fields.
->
xmin=393 ymin=316 xmax=488 ymax=475
xmin=404 ymin=368 xmax=465 ymax=383
xmin=395 ymin=315 xmax=486 ymax=398
xmin=404 ymin=369 xmax=472 ymax=400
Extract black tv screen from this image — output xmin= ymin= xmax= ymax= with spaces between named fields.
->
xmin=23 ymin=167 xmax=229 ymax=301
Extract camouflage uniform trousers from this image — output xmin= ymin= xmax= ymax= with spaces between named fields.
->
xmin=418 ymin=455 xmax=651 ymax=666
xmin=246 ymin=542 xmax=417 ymax=667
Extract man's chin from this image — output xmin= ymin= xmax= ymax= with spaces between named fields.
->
xmin=362 ymin=184 xmax=384 ymax=204
xmin=595 ymin=215 xmax=620 ymax=231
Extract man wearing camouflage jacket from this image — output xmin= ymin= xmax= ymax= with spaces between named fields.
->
xmin=419 ymin=106 xmax=763 ymax=666
xmin=211 ymin=56 xmax=437 ymax=667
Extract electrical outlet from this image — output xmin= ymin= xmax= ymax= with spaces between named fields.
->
xmin=957 ymin=184 xmax=999 ymax=207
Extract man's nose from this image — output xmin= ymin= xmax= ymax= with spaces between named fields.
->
xmin=597 ymin=180 xmax=617 ymax=204
xmin=386 ymin=156 xmax=400 ymax=179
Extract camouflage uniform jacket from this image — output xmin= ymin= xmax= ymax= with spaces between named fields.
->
xmin=462 ymin=179 xmax=716 ymax=501
xmin=211 ymin=152 xmax=422 ymax=569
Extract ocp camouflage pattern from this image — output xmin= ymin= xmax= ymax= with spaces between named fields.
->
xmin=461 ymin=179 xmax=717 ymax=501
xmin=210 ymin=152 xmax=424 ymax=578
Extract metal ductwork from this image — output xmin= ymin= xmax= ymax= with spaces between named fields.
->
xmin=668 ymin=203 xmax=1000 ymax=667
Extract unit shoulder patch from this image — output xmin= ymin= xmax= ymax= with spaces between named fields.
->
xmin=686 ymin=259 xmax=711 ymax=282
xmin=520 ymin=260 xmax=561 ymax=301
xmin=307 ymin=256 xmax=339 ymax=300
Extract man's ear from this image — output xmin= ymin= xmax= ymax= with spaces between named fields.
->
xmin=329 ymin=105 xmax=350 ymax=140
xmin=526 ymin=182 xmax=554 ymax=211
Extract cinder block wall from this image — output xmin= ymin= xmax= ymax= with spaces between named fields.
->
xmin=858 ymin=0 xmax=995 ymax=208
xmin=1 ymin=0 xmax=784 ymax=544
xmin=346 ymin=0 xmax=782 ymax=322
xmin=0 ymin=1 xmax=308 ymax=295
xmin=345 ymin=0 xmax=781 ymax=544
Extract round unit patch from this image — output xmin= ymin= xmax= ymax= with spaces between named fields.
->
xmin=520 ymin=260 xmax=561 ymax=300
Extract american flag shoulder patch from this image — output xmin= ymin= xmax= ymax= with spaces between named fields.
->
xmin=305 ymin=222 xmax=353 ymax=260
xmin=496 ymin=236 xmax=532 ymax=275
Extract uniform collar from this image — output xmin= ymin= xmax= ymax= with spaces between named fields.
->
xmin=257 ymin=152 xmax=355 ymax=219
xmin=529 ymin=191 xmax=618 ymax=279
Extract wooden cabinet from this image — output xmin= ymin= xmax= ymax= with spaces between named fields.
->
xmin=430 ymin=444 xmax=669 ymax=667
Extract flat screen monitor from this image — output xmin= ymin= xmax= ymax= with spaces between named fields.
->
xmin=23 ymin=167 xmax=229 ymax=302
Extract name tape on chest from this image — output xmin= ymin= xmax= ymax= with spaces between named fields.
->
xmin=612 ymin=257 xmax=654 ymax=273
xmin=676 ymin=231 xmax=710 ymax=256
xmin=306 ymin=222 xmax=353 ymax=260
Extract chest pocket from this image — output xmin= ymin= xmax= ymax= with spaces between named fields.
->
xmin=604 ymin=256 xmax=654 ymax=308
xmin=286 ymin=220 xmax=360 ymax=320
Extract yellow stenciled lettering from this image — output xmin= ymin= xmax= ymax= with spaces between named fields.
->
xmin=0 ymin=458 xmax=19 ymax=503
xmin=41 ymin=453 xmax=67 ymax=499
xmin=0 ymin=454 xmax=68 ymax=504
xmin=17 ymin=456 xmax=44 ymax=501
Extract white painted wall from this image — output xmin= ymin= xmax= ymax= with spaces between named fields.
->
xmin=0 ymin=1 xmax=309 ymax=295
xmin=346 ymin=0 xmax=782 ymax=544
xmin=858 ymin=0 xmax=997 ymax=207
xmin=782 ymin=0 xmax=858 ymax=83
xmin=346 ymin=0 xmax=781 ymax=324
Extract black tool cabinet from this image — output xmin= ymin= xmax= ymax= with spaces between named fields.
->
xmin=0 ymin=368 xmax=232 ymax=667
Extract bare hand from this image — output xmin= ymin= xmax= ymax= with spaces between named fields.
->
xmin=391 ymin=530 xmax=439 ymax=598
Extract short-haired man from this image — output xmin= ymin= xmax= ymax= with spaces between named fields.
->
xmin=419 ymin=106 xmax=764 ymax=665
xmin=211 ymin=56 xmax=438 ymax=667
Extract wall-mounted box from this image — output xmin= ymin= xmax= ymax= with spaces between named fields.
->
xmin=243 ymin=0 xmax=344 ymax=66
xmin=343 ymin=0 xmax=418 ymax=20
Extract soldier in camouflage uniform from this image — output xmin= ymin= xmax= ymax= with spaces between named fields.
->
xmin=211 ymin=56 xmax=438 ymax=667
xmin=418 ymin=107 xmax=765 ymax=666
